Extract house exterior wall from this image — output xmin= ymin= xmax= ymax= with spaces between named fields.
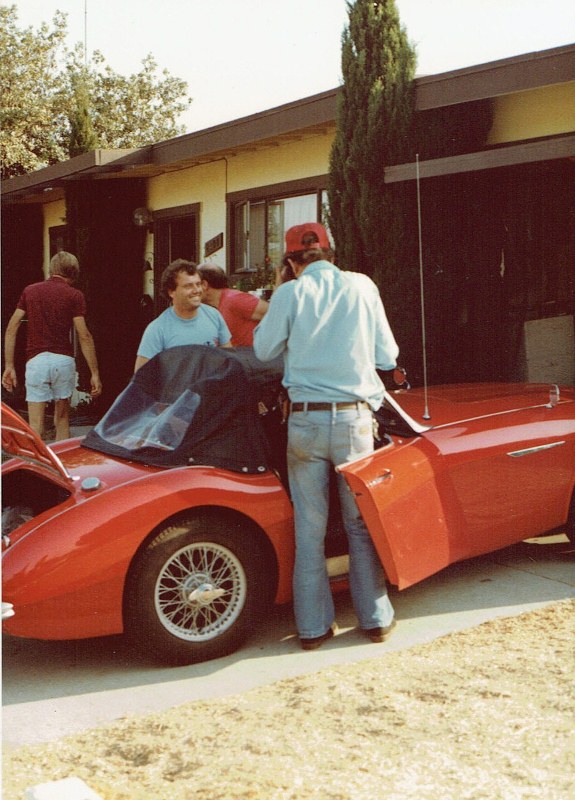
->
xmin=148 ymin=160 xmax=227 ymax=260
xmin=33 ymin=82 xmax=574 ymax=272
xmin=488 ymin=82 xmax=575 ymax=144
xmin=146 ymin=133 xmax=334 ymax=266
xmin=226 ymin=135 xmax=333 ymax=192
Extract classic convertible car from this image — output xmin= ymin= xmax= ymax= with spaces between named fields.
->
xmin=2 ymin=345 xmax=574 ymax=665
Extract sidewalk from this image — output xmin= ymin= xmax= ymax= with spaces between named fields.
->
xmin=3 ymin=535 xmax=573 ymax=748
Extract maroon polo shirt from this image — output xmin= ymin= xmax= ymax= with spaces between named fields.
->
xmin=17 ymin=276 xmax=87 ymax=362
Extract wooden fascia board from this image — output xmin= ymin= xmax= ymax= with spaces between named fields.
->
xmin=152 ymin=90 xmax=338 ymax=167
xmin=416 ymin=44 xmax=575 ymax=110
xmin=384 ymin=134 xmax=575 ymax=183
xmin=1 ymin=149 xmax=143 ymax=198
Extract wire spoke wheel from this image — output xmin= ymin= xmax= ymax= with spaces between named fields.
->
xmin=155 ymin=542 xmax=246 ymax=641
xmin=125 ymin=514 xmax=272 ymax=665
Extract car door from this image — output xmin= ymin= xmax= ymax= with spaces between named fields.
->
xmin=338 ymin=436 xmax=470 ymax=589
xmin=424 ymin=403 xmax=575 ymax=556
xmin=339 ymin=399 xmax=575 ymax=589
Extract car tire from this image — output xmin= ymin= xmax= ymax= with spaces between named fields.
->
xmin=124 ymin=513 xmax=271 ymax=665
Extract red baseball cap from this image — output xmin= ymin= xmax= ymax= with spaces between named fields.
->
xmin=284 ymin=223 xmax=331 ymax=254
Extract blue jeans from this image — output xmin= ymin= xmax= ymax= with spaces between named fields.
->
xmin=287 ymin=405 xmax=394 ymax=638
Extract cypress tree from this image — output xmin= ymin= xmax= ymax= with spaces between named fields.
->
xmin=68 ymin=73 xmax=99 ymax=157
xmin=328 ymin=0 xmax=416 ymax=279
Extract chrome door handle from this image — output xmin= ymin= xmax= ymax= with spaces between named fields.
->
xmin=367 ymin=469 xmax=392 ymax=487
xmin=507 ymin=441 xmax=566 ymax=457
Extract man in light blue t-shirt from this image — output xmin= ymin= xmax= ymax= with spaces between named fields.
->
xmin=134 ymin=260 xmax=232 ymax=372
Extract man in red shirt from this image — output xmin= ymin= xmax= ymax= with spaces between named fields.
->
xmin=198 ymin=263 xmax=269 ymax=346
xmin=2 ymin=251 xmax=102 ymax=440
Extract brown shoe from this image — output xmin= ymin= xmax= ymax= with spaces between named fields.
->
xmin=365 ymin=619 xmax=397 ymax=643
xmin=300 ymin=623 xmax=338 ymax=651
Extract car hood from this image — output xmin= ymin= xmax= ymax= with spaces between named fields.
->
xmin=1 ymin=403 xmax=73 ymax=490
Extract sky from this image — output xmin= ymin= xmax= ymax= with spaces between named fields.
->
xmin=8 ymin=0 xmax=575 ymax=133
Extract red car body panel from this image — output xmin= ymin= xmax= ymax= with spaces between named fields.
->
xmin=2 ymin=467 xmax=293 ymax=639
xmin=2 ymin=412 xmax=294 ymax=639
xmin=2 ymin=381 xmax=574 ymax=642
xmin=339 ymin=384 xmax=575 ymax=589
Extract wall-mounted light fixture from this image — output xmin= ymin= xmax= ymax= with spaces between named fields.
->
xmin=133 ymin=207 xmax=153 ymax=230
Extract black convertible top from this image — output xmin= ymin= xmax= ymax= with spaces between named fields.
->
xmin=82 ymin=345 xmax=283 ymax=472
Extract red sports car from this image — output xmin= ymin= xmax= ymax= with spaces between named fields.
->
xmin=2 ymin=345 xmax=574 ymax=665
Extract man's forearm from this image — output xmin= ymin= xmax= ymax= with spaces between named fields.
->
xmin=3 ymin=311 xmax=23 ymax=368
xmin=4 ymin=328 xmax=17 ymax=369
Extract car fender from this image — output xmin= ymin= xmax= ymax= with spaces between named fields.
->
xmin=2 ymin=466 xmax=293 ymax=640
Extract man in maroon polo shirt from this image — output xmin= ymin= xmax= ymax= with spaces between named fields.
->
xmin=2 ymin=251 xmax=102 ymax=440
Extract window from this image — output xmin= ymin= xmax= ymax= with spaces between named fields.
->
xmin=228 ymin=178 xmax=329 ymax=277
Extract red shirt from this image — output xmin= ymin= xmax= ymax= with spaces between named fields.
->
xmin=218 ymin=288 xmax=260 ymax=346
xmin=17 ymin=276 xmax=87 ymax=361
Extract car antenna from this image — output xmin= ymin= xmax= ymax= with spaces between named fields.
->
xmin=416 ymin=153 xmax=431 ymax=420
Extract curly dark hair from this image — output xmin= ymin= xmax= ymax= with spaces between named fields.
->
xmin=160 ymin=259 xmax=198 ymax=298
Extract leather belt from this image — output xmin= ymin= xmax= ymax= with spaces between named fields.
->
xmin=290 ymin=401 xmax=369 ymax=412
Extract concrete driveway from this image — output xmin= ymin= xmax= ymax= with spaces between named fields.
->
xmin=3 ymin=535 xmax=574 ymax=749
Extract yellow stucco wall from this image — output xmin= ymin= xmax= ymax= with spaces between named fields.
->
xmin=146 ymin=132 xmax=334 ymax=266
xmin=487 ymin=81 xmax=575 ymax=144
xmin=42 ymin=199 xmax=67 ymax=276
xmin=226 ymin=134 xmax=334 ymax=192
xmin=148 ymin=159 xmax=228 ymax=257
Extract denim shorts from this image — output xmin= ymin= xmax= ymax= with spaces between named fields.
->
xmin=25 ymin=352 xmax=76 ymax=403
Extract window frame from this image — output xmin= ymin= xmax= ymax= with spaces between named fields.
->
xmin=226 ymin=175 xmax=328 ymax=275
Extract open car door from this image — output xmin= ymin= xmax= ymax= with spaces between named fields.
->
xmin=337 ymin=436 xmax=469 ymax=590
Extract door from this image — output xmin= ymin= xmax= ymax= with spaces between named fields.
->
xmin=339 ymin=401 xmax=575 ymax=589
xmin=153 ymin=204 xmax=200 ymax=312
xmin=338 ymin=437 xmax=466 ymax=590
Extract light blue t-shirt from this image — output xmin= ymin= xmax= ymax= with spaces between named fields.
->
xmin=253 ymin=261 xmax=398 ymax=410
xmin=137 ymin=304 xmax=231 ymax=360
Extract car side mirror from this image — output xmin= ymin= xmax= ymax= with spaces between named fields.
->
xmin=393 ymin=367 xmax=411 ymax=390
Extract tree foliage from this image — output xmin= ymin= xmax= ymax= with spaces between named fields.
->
xmin=0 ymin=6 xmax=69 ymax=177
xmin=328 ymin=0 xmax=424 ymax=381
xmin=328 ymin=0 xmax=416 ymax=277
xmin=0 ymin=4 xmax=191 ymax=179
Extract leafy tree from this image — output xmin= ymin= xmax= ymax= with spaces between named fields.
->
xmin=328 ymin=0 xmax=416 ymax=278
xmin=0 ymin=5 xmax=69 ymax=177
xmin=61 ymin=47 xmax=191 ymax=150
xmin=0 ymin=4 xmax=191 ymax=179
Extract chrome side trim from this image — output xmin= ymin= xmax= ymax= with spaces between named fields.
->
xmin=507 ymin=441 xmax=566 ymax=457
